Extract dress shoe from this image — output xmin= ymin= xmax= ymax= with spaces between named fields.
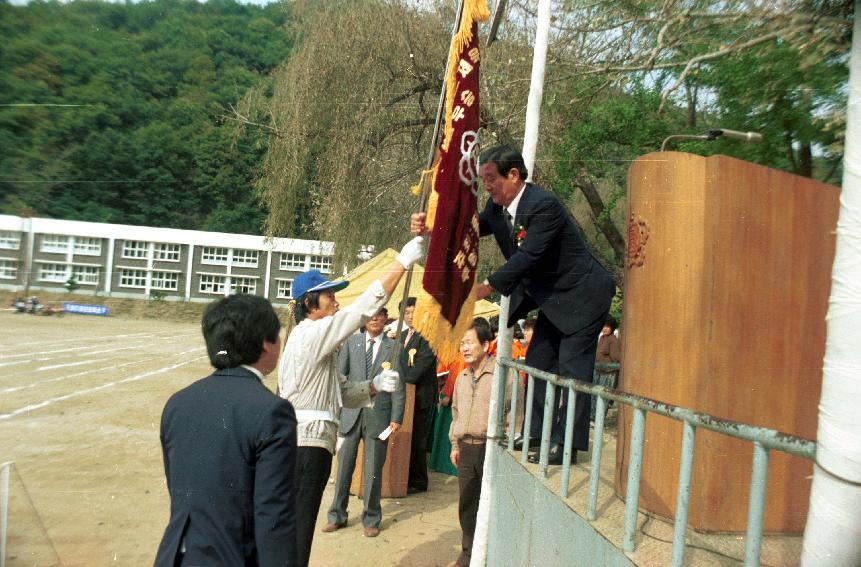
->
xmin=528 ymin=444 xmax=577 ymax=465
xmin=363 ymin=527 xmax=380 ymax=537
xmin=512 ymin=436 xmax=540 ymax=451
xmin=321 ymin=522 xmax=345 ymax=533
xmin=407 ymin=485 xmax=427 ymax=495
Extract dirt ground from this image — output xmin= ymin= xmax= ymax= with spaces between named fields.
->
xmin=0 ymin=311 xmax=461 ymax=567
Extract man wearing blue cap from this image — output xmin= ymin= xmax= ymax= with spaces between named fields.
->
xmin=277 ymin=236 xmax=424 ymax=567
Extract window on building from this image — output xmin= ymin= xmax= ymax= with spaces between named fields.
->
xmin=73 ymin=237 xmax=102 ymax=256
xmin=276 ymin=279 xmax=293 ymax=299
xmin=122 ymin=241 xmax=148 ymax=259
xmin=309 ymin=255 xmax=332 ymax=272
xmin=71 ymin=265 xmax=99 ymax=285
xmin=119 ymin=269 xmax=148 ymax=288
xmin=202 ymin=247 xmax=228 ymax=265
xmin=280 ymin=253 xmax=306 ymax=271
xmin=232 ymin=249 xmax=259 ymax=268
xmin=0 ymin=231 xmax=20 ymax=250
xmin=41 ymin=235 xmax=69 ymax=254
xmin=151 ymin=271 xmax=179 ymax=291
xmin=0 ymin=260 xmax=17 ymax=279
xmin=154 ymin=243 xmax=181 ymax=262
xmin=231 ymin=277 xmax=257 ymax=295
xmin=199 ymin=274 xmax=226 ymax=294
xmin=38 ymin=263 xmax=68 ymax=282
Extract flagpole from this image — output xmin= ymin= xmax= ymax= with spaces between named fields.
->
xmin=389 ymin=0 xmax=466 ymax=367
xmin=472 ymin=0 xmax=551 ymax=564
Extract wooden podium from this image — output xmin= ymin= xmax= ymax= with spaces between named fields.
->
xmin=615 ymin=152 xmax=839 ymax=532
xmin=348 ymin=384 xmax=415 ymax=498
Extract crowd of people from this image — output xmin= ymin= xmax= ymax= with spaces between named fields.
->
xmin=153 ymin=145 xmax=620 ymax=567
xmin=8 ymin=296 xmax=64 ymax=315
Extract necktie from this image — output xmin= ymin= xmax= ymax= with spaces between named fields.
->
xmin=366 ymin=338 xmax=374 ymax=376
xmin=404 ymin=328 xmax=414 ymax=347
xmin=503 ymin=210 xmax=514 ymax=232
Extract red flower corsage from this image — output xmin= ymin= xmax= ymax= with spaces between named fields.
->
xmin=513 ymin=224 xmax=527 ymax=246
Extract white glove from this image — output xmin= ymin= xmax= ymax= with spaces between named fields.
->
xmin=372 ymin=369 xmax=400 ymax=393
xmin=395 ymin=236 xmax=424 ymax=269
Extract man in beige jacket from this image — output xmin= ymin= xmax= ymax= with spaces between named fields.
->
xmin=449 ymin=318 xmax=505 ymax=567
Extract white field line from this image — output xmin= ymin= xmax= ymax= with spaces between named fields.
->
xmin=0 ymin=343 xmax=106 ymax=360
xmin=0 ymin=328 xmax=184 ymax=351
xmin=0 ymin=334 xmax=198 ymax=372
xmin=0 ymin=347 xmax=207 ymax=420
xmin=35 ymin=359 xmax=99 ymax=371
xmin=0 ymin=331 xmax=197 ymax=361
xmin=1 ymin=359 xmax=147 ymax=393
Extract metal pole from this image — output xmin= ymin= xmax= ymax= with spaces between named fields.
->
xmin=623 ymin=408 xmax=647 ymax=552
xmin=537 ymin=382 xmax=555 ymax=479
xmin=671 ymin=421 xmax=697 ymax=567
xmin=473 ymin=0 xmax=550 ymax=563
xmin=744 ymin=442 xmax=769 ymax=567
xmin=559 ymin=387 xmax=576 ymax=498
xmin=587 ymin=395 xmax=607 ymax=520
xmin=1 ymin=461 xmax=12 ymax=567
xmin=802 ymin=5 xmax=861 ymax=565
xmin=521 ymin=374 xmax=535 ymax=464
xmin=507 ymin=367 xmax=519 ymax=451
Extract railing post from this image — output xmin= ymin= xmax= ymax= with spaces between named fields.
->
xmin=623 ymin=408 xmax=647 ymax=552
xmin=1 ymin=461 xmax=12 ymax=567
xmin=744 ymin=442 xmax=769 ymax=567
xmin=495 ymin=359 xmax=508 ymax=440
xmin=507 ymin=366 xmax=520 ymax=451
xmin=587 ymin=395 xmax=607 ymax=520
xmin=671 ymin=421 xmax=696 ymax=567
xmin=521 ymin=375 xmax=535 ymax=464
xmin=559 ymin=386 xmax=576 ymax=498
xmin=537 ymin=381 xmax=556 ymax=479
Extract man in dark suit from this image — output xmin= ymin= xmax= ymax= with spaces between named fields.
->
xmin=155 ymin=294 xmax=297 ymax=566
xmin=399 ymin=296 xmax=438 ymax=493
xmin=323 ymin=307 xmax=404 ymax=537
xmin=412 ymin=145 xmax=614 ymax=465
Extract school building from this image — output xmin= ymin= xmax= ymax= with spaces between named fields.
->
xmin=0 ymin=214 xmax=348 ymax=306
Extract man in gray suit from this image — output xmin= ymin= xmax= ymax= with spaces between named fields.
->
xmin=323 ymin=307 xmax=405 ymax=537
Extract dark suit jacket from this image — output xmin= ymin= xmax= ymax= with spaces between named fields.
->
xmin=399 ymin=329 xmax=438 ymax=411
xmin=338 ymin=332 xmax=405 ymax=435
xmin=154 ymin=367 xmax=298 ymax=567
xmin=480 ymin=182 xmax=615 ymax=335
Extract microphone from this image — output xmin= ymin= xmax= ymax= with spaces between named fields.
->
xmin=710 ymin=129 xmax=763 ymax=143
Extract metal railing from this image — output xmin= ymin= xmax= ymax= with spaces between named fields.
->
xmin=494 ymin=359 xmax=816 ymax=567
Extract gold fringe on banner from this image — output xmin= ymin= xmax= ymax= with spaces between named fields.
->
xmin=415 ymin=281 xmax=478 ymax=364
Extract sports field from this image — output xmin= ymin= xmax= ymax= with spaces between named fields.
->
xmin=0 ymin=311 xmax=460 ymax=567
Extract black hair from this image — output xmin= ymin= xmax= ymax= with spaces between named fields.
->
xmin=522 ymin=318 xmax=537 ymax=331
xmin=513 ymin=325 xmax=524 ymax=340
xmin=470 ymin=317 xmax=494 ymax=345
xmin=295 ymin=290 xmax=322 ymax=324
xmin=488 ymin=315 xmax=499 ymax=335
xmin=202 ymin=294 xmax=281 ymax=369
xmin=604 ymin=316 xmax=618 ymax=332
xmin=478 ymin=144 xmax=528 ymax=181
xmin=398 ymin=296 xmax=417 ymax=311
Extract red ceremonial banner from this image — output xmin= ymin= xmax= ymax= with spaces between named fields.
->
xmin=414 ymin=0 xmax=489 ymax=364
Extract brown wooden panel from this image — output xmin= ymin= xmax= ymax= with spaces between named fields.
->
xmin=616 ymin=152 xmax=838 ymax=532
